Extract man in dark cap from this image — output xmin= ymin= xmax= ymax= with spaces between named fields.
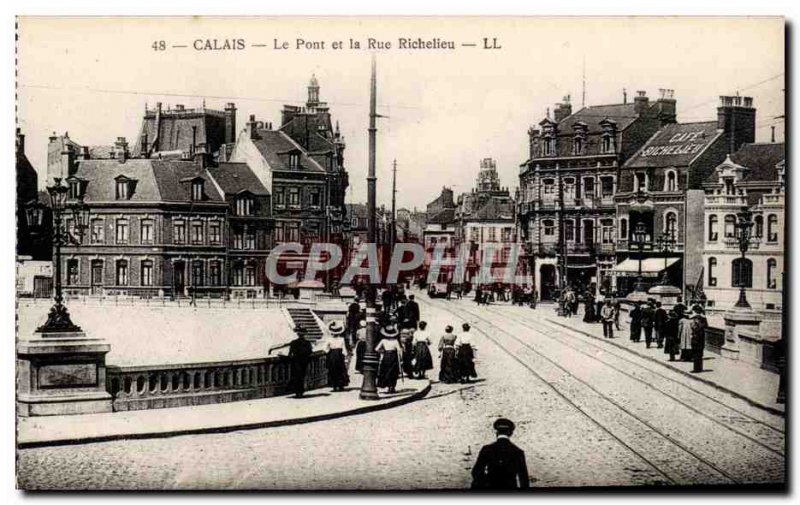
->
xmin=288 ymin=327 xmax=314 ymax=398
xmin=689 ymin=304 xmax=708 ymax=373
xmin=471 ymin=418 xmax=530 ymax=490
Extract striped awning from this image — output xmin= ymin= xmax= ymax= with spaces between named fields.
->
xmin=610 ymin=257 xmax=680 ymax=277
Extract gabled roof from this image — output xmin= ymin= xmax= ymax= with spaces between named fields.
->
xmin=206 ymin=162 xmax=270 ymax=196
xmin=625 ymin=121 xmax=722 ymax=169
xmin=728 ymin=142 xmax=785 ymax=182
xmin=559 ymin=103 xmax=640 ymax=135
xmin=250 ymin=130 xmax=326 ymax=173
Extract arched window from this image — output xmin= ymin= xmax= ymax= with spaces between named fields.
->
xmin=708 ymin=215 xmax=719 ymax=241
xmin=767 ymin=214 xmax=779 ymax=242
xmin=708 ymin=257 xmax=717 ymax=286
xmin=754 ymin=215 xmax=764 ymax=238
xmin=665 ymin=170 xmax=677 ymax=192
xmin=724 ymin=215 xmax=737 ymax=238
xmin=664 ymin=211 xmax=678 ymax=238
xmin=732 ymin=257 xmax=753 ymax=288
xmin=767 ymin=258 xmax=777 ymax=289
xmin=619 ymin=217 xmax=628 ymax=240
xmin=66 ymin=259 xmax=79 ymax=286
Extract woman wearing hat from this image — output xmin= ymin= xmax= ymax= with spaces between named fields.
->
xmin=375 ymin=324 xmax=403 ymax=393
xmin=354 ymin=320 xmax=367 ymax=374
xmin=324 ymin=321 xmax=350 ymax=392
xmin=438 ymin=325 xmax=460 ymax=384
xmin=411 ymin=321 xmax=434 ymax=379
xmin=457 ymin=323 xmax=477 ymax=383
xmin=689 ymin=304 xmax=708 ymax=373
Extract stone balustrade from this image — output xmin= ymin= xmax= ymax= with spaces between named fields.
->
xmin=106 ymin=351 xmax=328 ymax=411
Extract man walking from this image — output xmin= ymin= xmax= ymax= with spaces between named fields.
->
xmin=653 ymin=301 xmax=667 ymax=348
xmin=600 ymin=299 xmax=615 ymax=338
xmin=471 ymin=418 xmax=530 ymax=490
xmin=406 ymin=294 xmax=420 ymax=329
xmin=288 ymin=327 xmax=313 ymax=398
xmin=690 ymin=304 xmax=708 ymax=373
xmin=641 ymin=299 xmax=655 ymax=348
xmin=629 ymin=302 xmax=642 ymax=342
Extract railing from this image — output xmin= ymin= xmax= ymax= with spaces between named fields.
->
xmin=706 ymin=195 xmax=747 ymax=205
xmin=106 ymin=351 xmax=328 ymax=411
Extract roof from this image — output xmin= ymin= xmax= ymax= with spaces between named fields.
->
xmin=729 ymin=143 xmax=785 ymax=182
xmin=250 ymin=130 xmax=326 ymax=173
xmin=206 ymin=162 xmax=270 ymax=196
xmin=625 ymin=121 xmax=722 ymax=169
xmin=72 ymin=159 xmax=224 ymax=203
xmin=474 ymin=198 xmax=515 ymax=221
xmin=428 ymin=208 xmax=455 ymax=225
xmin=558 ymin=103 xmax=641 ymax=135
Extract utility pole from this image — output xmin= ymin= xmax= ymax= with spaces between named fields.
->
xmin=360 ymin=54 xmax=380 ymax=401
xmin=390 ymin=159 xmax=397 ymax=255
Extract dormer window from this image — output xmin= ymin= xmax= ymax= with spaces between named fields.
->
xmin=67 ymin=177 xmax=83 ymax=200
xmin=665 ymin=170 xmax=678 ymax=192
xmin=114 ymin=175 xmax=135 ymax=200
xmin=236 ymin=196 xmax=254 ymax=216
xmin=289 ymin=153 xmax=300 ymax=169
xmin=191 ymin=180 xmax=204 ymax=201
xmin=601 ymin=134 xmax=614 ymax=154
xmin=572 ymin=122 xmax=588 ymax=155
xmin=573 ymin=136 xmax=584 ymax=155
xmin=542 ymin=136 xmax=555 ymax=156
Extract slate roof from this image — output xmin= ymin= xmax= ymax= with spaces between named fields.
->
xmin=250 ymin=130 xmax=326 ymax=173
xmin=558 ymin=103 xmax=641 ymax=135
xmin=473 ymin=198 xmax=515 ymax=221
xmin=427 ymin=208 xmax=456 ymax=225
xmin=729 ymin=143 xmax=785 ymax=182
xmin=624 ymin=121 xmax=722 ymax=169
xmin=206 ymin=162 xmax=270 ymax=196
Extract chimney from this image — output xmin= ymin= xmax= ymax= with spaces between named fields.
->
xmin=78 ymin=146 xmax=90 ymax=160
xmin=114 ymin=136 xmax=129 ymax=163
xmin=717 ymin=94 xmax=756 ymax=153
xmin=194 ymin=143 xmax=208 ymax=169
xmin=247 ymin=114 xmax=259 ymax=140
xmin=655 ymin=88 xmax=677 ymax=125
xmin=623 ymin=88 xmax=628 ymax=105
xmin=224 ymin=102 xmax=237 ymax=144
xmin=554 ymin=95 xmax=572 ymax=123
xmin=15 ymin=128 xmax=24 ymax=156
xmin=61 ymin=143 xmax=76 ymax=177
xmin=634 ymin=90 xmax=649 ymax=117
xmin=191 ymin=125 xmax=197 ymax=156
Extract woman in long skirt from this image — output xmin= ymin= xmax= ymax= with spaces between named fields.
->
xmin=354 ymin=320 xmax=367 ymax=373
xmin=376 ymin=325 xmax=402 ymax=393
xmin=325 ymin=321 xmax=350 ymax=391
xmin=457 ymin=323 xmax=477 ymax=383
xmin=400 ymin=328 xmax=415 ymax=379
xmin=412 ymin=321 xmax=434 ymax=378
xmin=438 ymin=325 xmax=460 ymax=384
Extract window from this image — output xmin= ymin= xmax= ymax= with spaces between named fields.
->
xmin=209 ymin=222 xmax=221 ymax=244
xmin=665 ymin=170 xmax=677 ymax=192
xmin=767 ymin=214 xmax=778 ymax=242
xmin=173 ymin=221 xmax=186 ymax=244
xmin=116 ymin=260 xmax=128 ymax=285
xmin=563 ymin=178 xmax=576 ymax=200
xmin=68 ymin=180 xmax=80 ymax=199
xmin=565 ymin=220 xmax=575 ymax=242
xmin=601 ymin=177 xmax=614 ymax=197
xmin=542 ymin=179 xmax=555 ymax=195
xmin=191 ymin=261 xmax=203 ymax=287
xmin=140 ymin=219 xmax=154 ymax=245
xmin=116 ymin=180 xmax=129 ymax=200
xmin=245 ymin=265 xmax=256 ymax=286
xmin=723 ymin=178 xmax=735 ymax=195
xmin=471 ymin=227 xmax=480 ymax=242
xmin=601 ymin=220 xmax=614 ymax=244
xmin=502 ymin=227 xmax=513 ymax=242
xmin=708 ymin=257 xmax=717 ymax=286
xmin=634 ymin=172 xmax=647 ymax=192
xmin=288 ymin=188 xmax=300 ymax=207
xmin=543 ymin=137 xmax=555 ymax=156
xmin=664 ymin=212 xmax=677 ymax=238
xmin=754 ymin=215 xmax=764 ymax=238
xmin=619 ymin=218 xmax=628 ymax=240
xmin=233 ymin=230 xmax=244 ymax=249
xmin=708 ymin=215 xmax=719 ymax=241
xmin=274 ymin=188 xmax=285 ymax=207
xmin=274 ymin=222 xmax=285 ymax=242
xmin=351 ymin=217 xmax=359 ymax=228
xmin=289 ymin=153 xmax=300 ymax=168
xmin=488 ymin=227 xmax=497 ymax=242
xmin=209 ymin=261 xmax=222 ymax=286
xmin=115 ymin=219 xmax=129 ymax=244
xmin=309 ymin=188 xmax=321 ymax=207
xmin=90 ymin=219 xmax=105 ymax=244
xmin=724 ymin=215 xmax=736 ymax=238
xmin=236 ymin=197 xmax=253 ymax=216
xmin=573 ymin=136 xmax=584 ymax=155
xmin=583 ymin=178 xmax=594 ymax=199
xmin=287 ymin=223 xmax=300 ymax=242
xmin=732 ymin=257 xmax=753 ymax=288
xmin=191 ymin=180 xmax=204 ymax=201
xmin=141 ymin=260 xmax=153 ymax=287
xmin=232 ymin=264 xmax=244 ymax=286
xmin=542 ymin=219 xmax=555 ymax=236
xmin=244 ymin=228 xmax=256 ymax=250
xmin=601 ymin=134 xmax=613 ymax=154
xmin=767 ymin=258 xmax=777 ymax=289
xmin=66 ymin=259 xmax=79 ymax=286
xmin=191 ymin=221 xmax=204 ymax=244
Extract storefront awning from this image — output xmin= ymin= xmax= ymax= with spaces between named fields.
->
xmin=609 ymin=257 xmax=680 ymax=277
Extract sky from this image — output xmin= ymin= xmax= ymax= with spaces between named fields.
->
xmin=17 ymin=17 xmax=785 ymax=210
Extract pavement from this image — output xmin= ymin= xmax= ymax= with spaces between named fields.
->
xmin=536 ymin=305 xmax=784 ymax=415
xmin=17 ymin=378 xmax=431 ymax=449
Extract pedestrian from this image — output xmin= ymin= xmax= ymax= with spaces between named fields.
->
xmin=406 ymin=294 xmax=420 ymax=329
xmin=457 ymin=323 xmax=477 ymax=383
xmin=613 ymin=299 xmax=621 ymax=330
xmin=689 ymin=305 xmax=708 ymax=373
xmin=438 ymin=325 xmax=460 ymax=384
xmin=324 ymin=322 xmax=350 ymax=392
xmin=583 ymin=292 xmax=595 ymax=323
xmin=287 ymin=327 xmax=313 ymax=398
xmin=653 ymin=301 xmax=667 ymax=348
xmin=475 ymin=286 xmax=483 ymax=305
xmin=629 ymin=302 xmax=642 ymax=342
xmin=375 ymin=324 xmax=403 ymax=394
xmin=346 ymin=298 xmax=361 ymax=351
xmin=471 ymin=418 xmax=530 ymax=490
xmin=600 ymin=298 xmax=615 ymax=338
xmin=641 ymin=299 xmax=655 ymax=348
xmin=530 ymin=289 xmax=538 ymax=310
xmin=400 ymin=327 xmax=415 ymax=379
xmin=596 ymin=297 xmax=604 ymax=324
xmin=412 ymin=321 xmax=434 ymax=379
xmin=381 ymin=288 xmax=393 ymax=313
xmin=678 ymin=306 xmax=693 ymax=361
xmin=354 ymin=320 xmax=367 ymax=373
xmin=456 ymin=285 xmax=463 ymax=300
xmin=663 ymin=307 xmax=682 ymax=361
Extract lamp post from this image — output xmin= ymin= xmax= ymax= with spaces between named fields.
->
xmin=631 ymin=221 xmax=648 ymax=293
xmin=37 ymin=177 xmax=90 ymax=333
xmin=655 ymin=231 xmax=676 ymax=285
xmin=733 ymin=207 xmax=757 ymax=308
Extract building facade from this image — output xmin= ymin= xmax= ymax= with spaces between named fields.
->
xmin=702 ymin=143 xmax=785 ymax=314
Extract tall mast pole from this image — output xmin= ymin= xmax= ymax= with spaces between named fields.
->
xmin=390 ymin=159 xmax=397 ymax=255
xmin=360 ymin=54 xmax=380 ymax=400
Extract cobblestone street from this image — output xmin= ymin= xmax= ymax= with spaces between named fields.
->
xmin=17 ymin=296 xmax=785 ymax=490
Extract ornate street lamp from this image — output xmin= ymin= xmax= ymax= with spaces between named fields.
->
xmin=733 ymin=207 xmax=758 ymax=308
xmin=655 ymin=231 xmax=677 ymax=285
xmin=631 ymin=221 xmax=648 ymax=293
xmin=36 ymin=177 xmax=90 ymax=333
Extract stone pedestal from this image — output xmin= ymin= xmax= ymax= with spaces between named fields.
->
xmin=626 ymin=289 xmax=651 ymax=304
xmin=721 ymin=306 xmax=762 ymax=360
xmin=647 ymin=284 xmax=682 ymax=309
xmin=17 ymin=330 xmax=113 ymax=416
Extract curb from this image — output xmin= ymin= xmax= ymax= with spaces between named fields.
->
xmin=18 ymin=381 xmax=432 ymax=449
xmin=544 ymin=318 xmax=785 ymax=417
